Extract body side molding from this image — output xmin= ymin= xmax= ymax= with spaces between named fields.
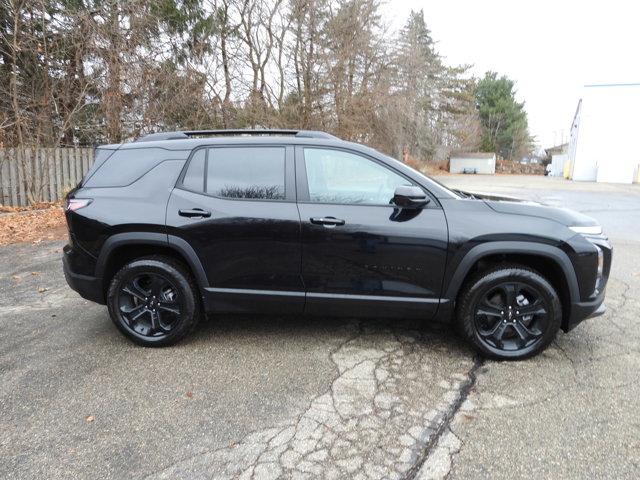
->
xmin=205 ymin=287 xmax=305 ymax=297
xmin=307 ymin=292 xmax=440 ymax=303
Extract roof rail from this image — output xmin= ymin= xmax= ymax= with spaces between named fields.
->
xmin=135 ymin=129 xmax=337 ymax=142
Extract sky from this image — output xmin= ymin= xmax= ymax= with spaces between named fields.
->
xmin=383 ymin=0 xmax=640 ymax=149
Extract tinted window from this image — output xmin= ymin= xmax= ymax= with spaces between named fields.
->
xmin=82 ymin=147 xmax=115 ymax=185
xmin=206 ymin=147 xmax=285 ymax=200
xmin=182 ymin=149 xmax=206 ymax=192
xmin=304 ymin=148 xmax=411 ymax=205
xmin=84 ymin=148 xmax=189 ymax=187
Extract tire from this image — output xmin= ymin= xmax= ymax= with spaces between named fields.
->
xmin=455 ymin=264 xmax=561 ymax=360
xmin=107 ymin=255 xmax=201 ymax=347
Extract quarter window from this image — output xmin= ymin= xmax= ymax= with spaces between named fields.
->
xmin=304 ymin=148 xmax=411 ymax=205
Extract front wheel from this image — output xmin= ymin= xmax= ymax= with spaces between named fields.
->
xmin=107 ymin=256 xmax=201 ymax=347
xmin=455 ymin=265 xmax=562 ymax=360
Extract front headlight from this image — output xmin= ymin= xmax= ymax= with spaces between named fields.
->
xmin=570 ymin=225 xmax=605 ymax=296
xmin=593 ymin=243 xmax=604 ymax=295
xmin=569 ymin=225 xmax=602 ymax=235
xmin=595 ymin=244 xmax=604 ymax=277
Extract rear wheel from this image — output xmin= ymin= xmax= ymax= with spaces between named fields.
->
xmin=455 ymin=265 xmax=561 ymax=360
xmin=107 ymin=256 xmax=201 ymax=347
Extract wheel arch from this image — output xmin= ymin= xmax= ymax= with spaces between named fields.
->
xmin=445 ymin=242 xmax=579 ymax=329
xmin=96 ymin=233 xmax=209 ymax=299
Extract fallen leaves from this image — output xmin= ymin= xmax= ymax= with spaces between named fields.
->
xmin=0 ymin=201 xmax=59 ymax=213
xmin=84 ymin=415 xmax=95 ymax=423
xmin=37 ymin=287 xmax=48 ymax=293
xmin=0 ymin=204 xmax=66 ymax=246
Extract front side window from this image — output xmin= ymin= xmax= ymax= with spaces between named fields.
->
xmin=304 ymin=148 xmax=411 ymax=205
xmin=207 ymin=147 xmax=285 ymax=200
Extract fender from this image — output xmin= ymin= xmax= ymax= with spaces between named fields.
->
xmin=95 ymin=232 xmax=209 ymax=289
xmin=444 ymin=241 xmax=580 ymax=304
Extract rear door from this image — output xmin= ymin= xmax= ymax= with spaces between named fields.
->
xmin=296 ymin=146 xmax=448 ymax=319
xmin=166 ymin=145 xmax=303 ymax=314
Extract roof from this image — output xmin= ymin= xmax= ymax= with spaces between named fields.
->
xmin=100 ymin=129 xmax=345 ymax=151
xmin=135 ymin=129 xmax=337 ymax=143
xmin=583 ymin=83 xmax=640 ymax=88
xmin=544 ymin=143 xmax=568 ymax=156
xmin=111 ymin=136 xmax=349 ymax=152
xmin=450 ymin=152 xmax=496 ymax=159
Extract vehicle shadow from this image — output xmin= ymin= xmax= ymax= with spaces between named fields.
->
xmin=185 ymin=313 xmax=473 ymax=357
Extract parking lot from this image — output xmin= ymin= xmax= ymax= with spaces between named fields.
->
xmin=1 ymin=174 xmax=639 ymax=479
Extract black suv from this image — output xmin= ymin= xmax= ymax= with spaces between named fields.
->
xmin=63 ymin=129 xmax=611 ymax=359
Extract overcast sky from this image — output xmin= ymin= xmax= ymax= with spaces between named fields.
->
xmin=383 ymin=0 xmax=640 ymax=148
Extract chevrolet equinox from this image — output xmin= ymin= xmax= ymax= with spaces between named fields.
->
xmin=63 ymin=129 xmax=611 ymax=360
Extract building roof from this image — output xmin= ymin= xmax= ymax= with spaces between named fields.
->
xmin=450 ymin=152 xmax=496 ymax=159
xmin=583 ymin=83 xmax=640 ymax=88
xmin=544 ymin=143 xmax=568 ymax=156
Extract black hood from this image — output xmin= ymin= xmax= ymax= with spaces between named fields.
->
xmin=454 ymin=189 xmax=599 ymax=228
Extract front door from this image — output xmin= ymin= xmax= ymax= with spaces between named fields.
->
xmin=296 ymin=146 xmax=448 ymax=319
xmin=167 ymin=145 xmax=303 ymax=314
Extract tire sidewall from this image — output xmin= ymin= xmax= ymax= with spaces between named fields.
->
xmin=458 ymin=268 xmax=562 ymax=360
xmin=107 ymin=259 xmax=197 ymax=347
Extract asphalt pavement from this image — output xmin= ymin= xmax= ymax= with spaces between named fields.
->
xmin=0 ymin=174 xmax=638 ymax=479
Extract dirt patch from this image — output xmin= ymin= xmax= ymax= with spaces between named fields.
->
xmin=0 ymin=204 xmax=67 ymax=246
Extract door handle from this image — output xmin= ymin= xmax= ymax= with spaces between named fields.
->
xmin=179 ymin=208 xmax=211 ymax=218
xmin=310 ymin=216 xmax=345 ymax=227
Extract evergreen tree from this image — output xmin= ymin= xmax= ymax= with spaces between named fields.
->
xmin=394 ymin=10 xmax=479 ymax=160
xmin=475 ymin=71 xmax=532 ymax=159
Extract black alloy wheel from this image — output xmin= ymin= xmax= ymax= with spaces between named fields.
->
xmin=107 ymin=256 xmax=200 ymax=347
xmin=474 ymin=282 xmax=547 ymax=352
xmin=118 ymin=273 xmax=182 ymax=338
xmin=455 ymin=265 xmax=562 ymax=360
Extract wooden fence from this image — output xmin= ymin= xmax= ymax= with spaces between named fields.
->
xmin=0 ymin=147 xmax=94 ymax=207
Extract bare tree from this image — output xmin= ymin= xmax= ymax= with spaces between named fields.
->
xmin=0 ymin=1 xmax=507 ymax=168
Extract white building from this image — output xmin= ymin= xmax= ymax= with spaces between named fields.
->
xmin=550 ymin=153 xmax=568 ymax=177
xmin=568 ymin=83 xmax=640 ymax=183
xmin=449 ymin=152 xmax=496 ymax=174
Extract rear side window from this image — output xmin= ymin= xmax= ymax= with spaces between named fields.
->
xmin=181 ymin=147 xmax=286 ymax=200
xmin=84 ymin=148 xmax=188 ymax=187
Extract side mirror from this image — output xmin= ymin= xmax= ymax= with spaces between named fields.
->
xmin=392 ymin=185 xmax=430 ymax=209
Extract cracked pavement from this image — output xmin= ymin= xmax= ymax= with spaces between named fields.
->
xmin=1 ymin=175 xmax=639 ymax=479
xmin=430 ymin=175 xmax=640 ymax=480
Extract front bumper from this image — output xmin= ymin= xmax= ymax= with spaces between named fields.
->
xmin=62 ymin=246 xmax=105 ymax=304
xmin=562 ymin=231 xmax=612 ymax=332
xmin=563 ymin=289 xmax=606 ymax=332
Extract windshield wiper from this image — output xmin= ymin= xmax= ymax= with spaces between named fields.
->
xmin=453 ymin=189 xmax=477 ymax=199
